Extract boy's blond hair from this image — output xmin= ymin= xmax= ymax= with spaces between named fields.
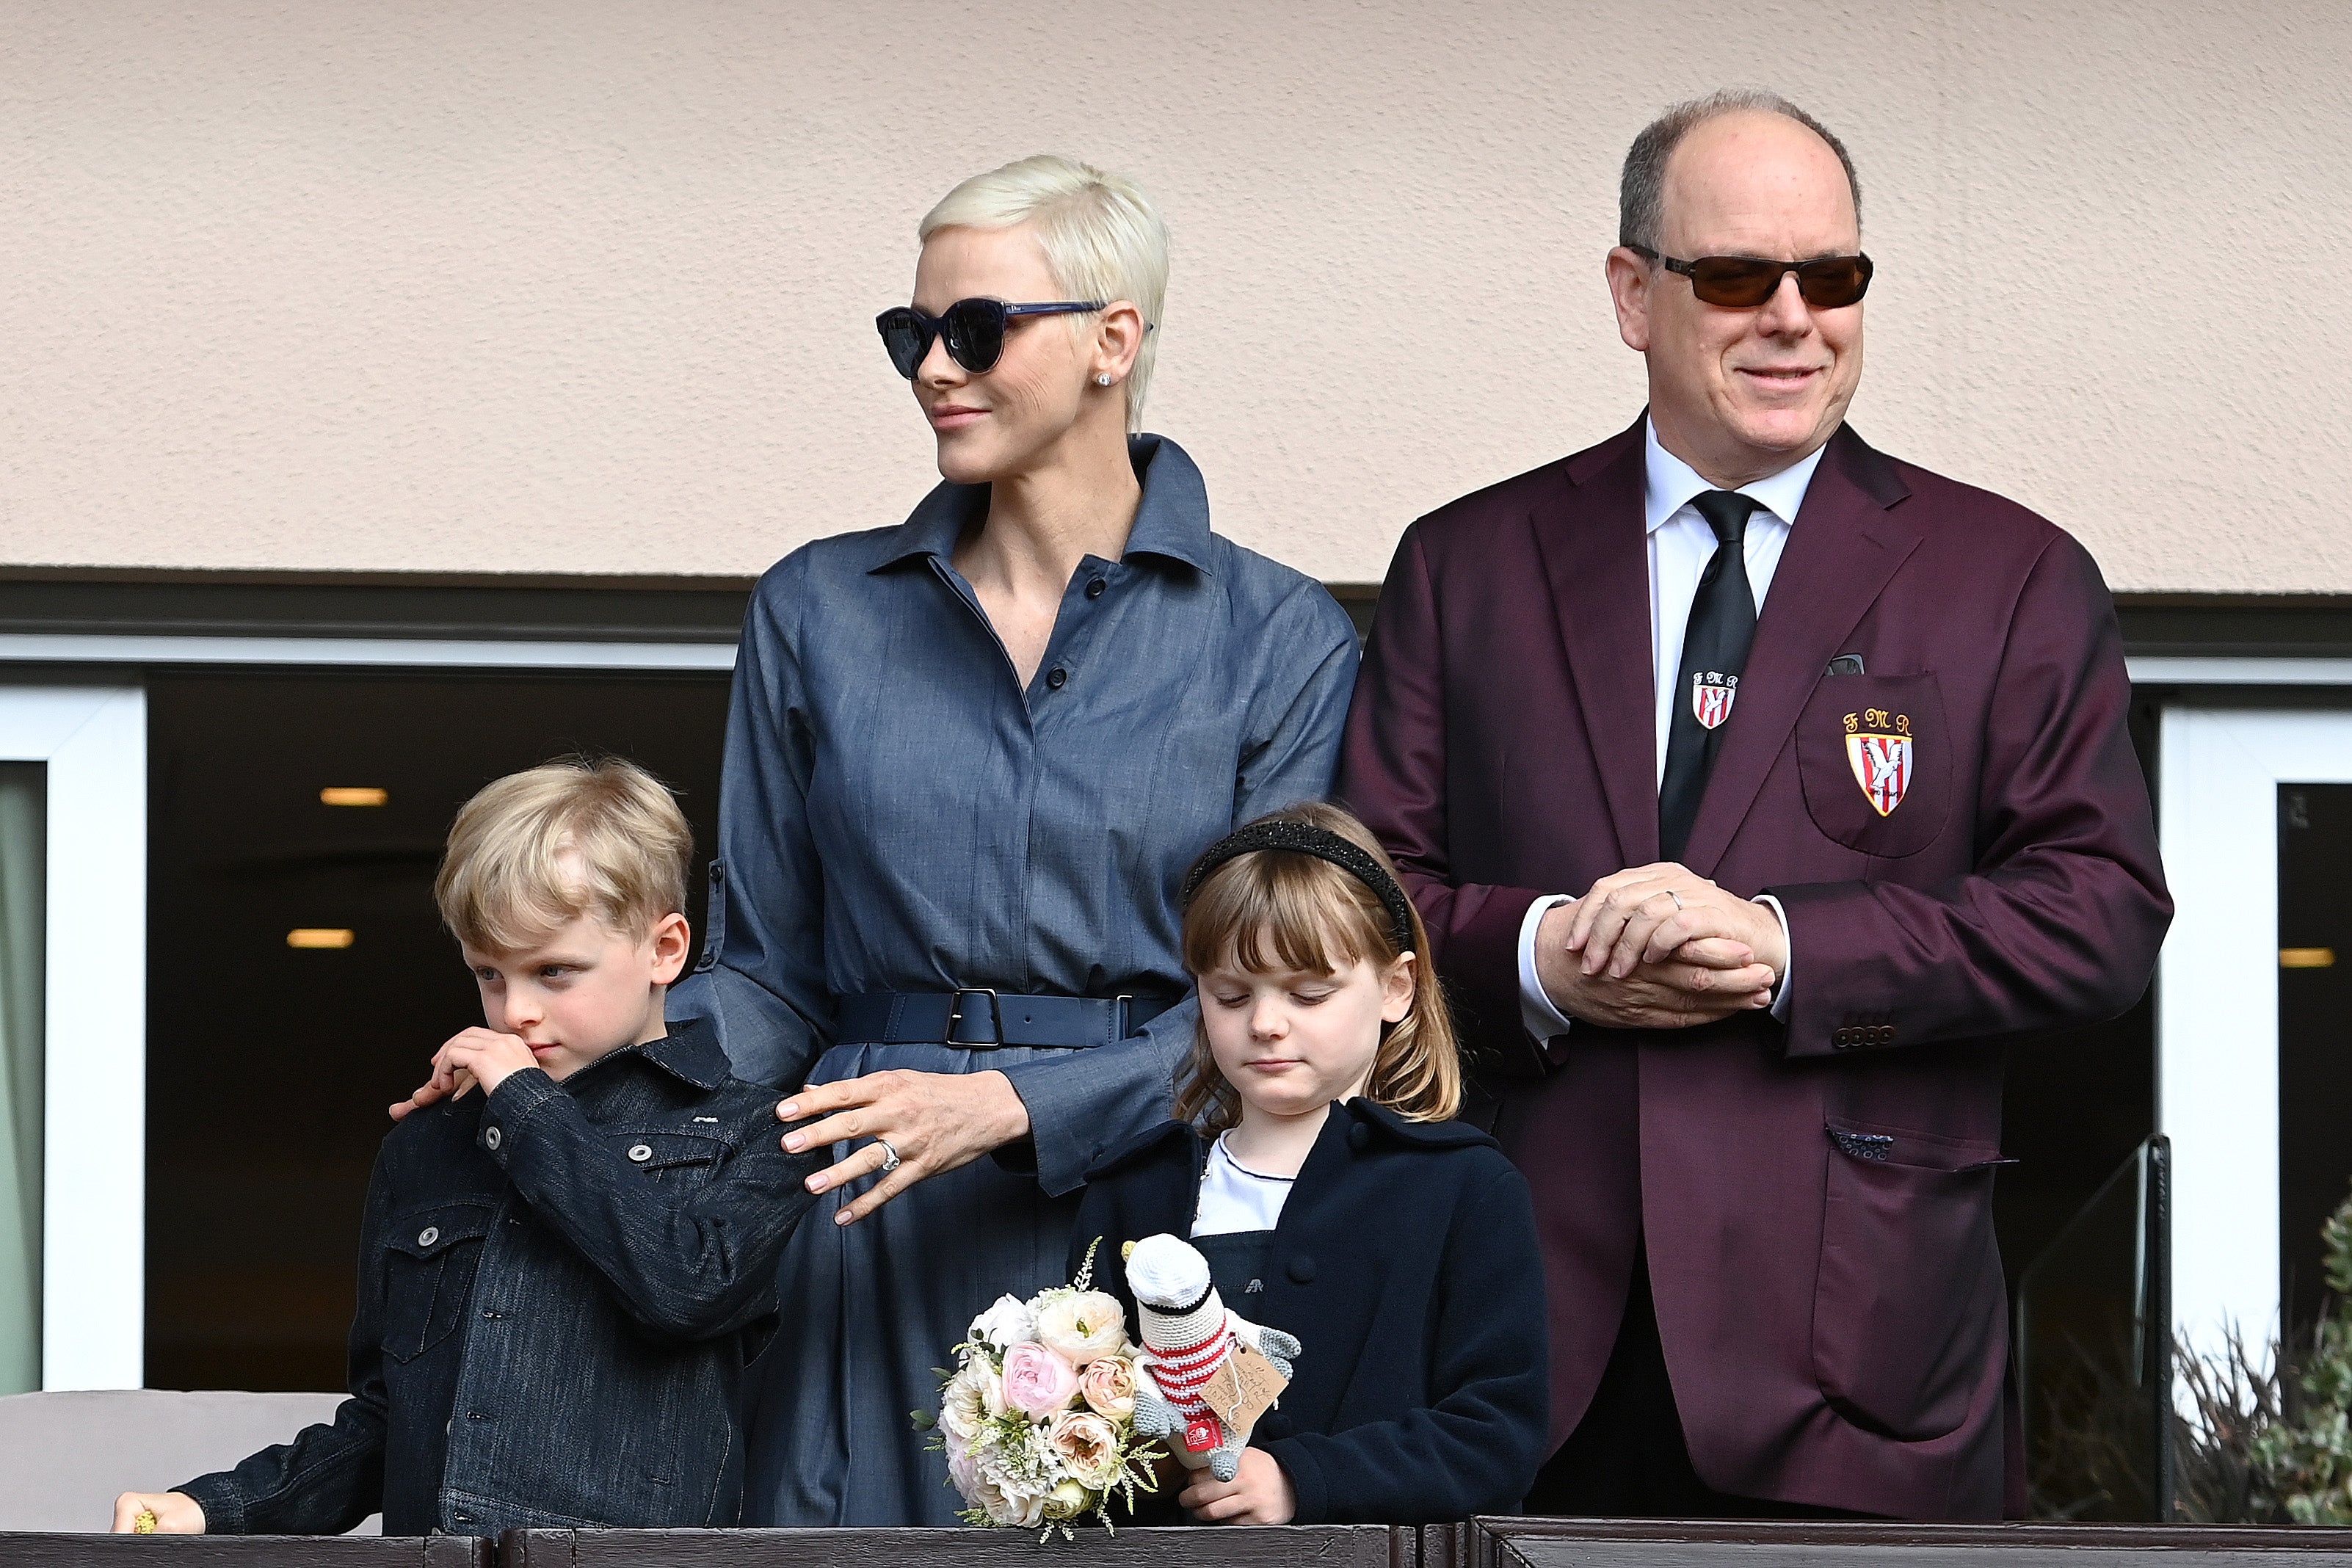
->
xmin=434 ymin=758 xmax=692 ymax=954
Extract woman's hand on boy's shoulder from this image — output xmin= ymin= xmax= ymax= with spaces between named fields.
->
xmin=111 ymin=1491 xmax=205 ymax=1533
xmin=388 ymin=1028 xmax=537 ymax=1121
xmin=1178 ymin=1448 xmax=1296 ymax=1525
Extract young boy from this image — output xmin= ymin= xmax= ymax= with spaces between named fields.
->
xmin=113 ymin=758 xmax=821 ymax=1536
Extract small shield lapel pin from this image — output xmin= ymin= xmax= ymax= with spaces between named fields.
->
xmin=1691 ymin=671 xmax=1738 ymax=730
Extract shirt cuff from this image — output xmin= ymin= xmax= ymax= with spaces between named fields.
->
xmin=1753 ymin=893 xmax=1794 ymax=1020
xmin=1517 ymin=894 xmax=1576 ymax=1042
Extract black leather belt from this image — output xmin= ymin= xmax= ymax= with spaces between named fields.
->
xmin=835 ymin=990 xmax=1176 ymax=1049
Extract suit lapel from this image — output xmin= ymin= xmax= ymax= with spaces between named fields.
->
xmin=1680 ymin=427 xmax=1920 ymax=876
xmin=1529 ymin=420 xmax=1656 ymax=868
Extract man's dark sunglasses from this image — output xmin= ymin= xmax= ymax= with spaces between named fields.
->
xmin=876 ymin=297 xmax=1104 ymax=378
xmin=1627 ymin=244 xmax=1873 ymax=309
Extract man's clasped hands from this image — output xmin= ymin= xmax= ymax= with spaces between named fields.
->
xmin=1536 ymin=862 xmax=1790 ymax=1028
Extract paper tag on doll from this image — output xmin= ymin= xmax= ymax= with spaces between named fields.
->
xmin=1199 ymin=1339 xmax=1289 ymax=1433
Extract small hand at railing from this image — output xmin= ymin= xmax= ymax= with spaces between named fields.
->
xmin=111 ymin=1490 xmax=206 ymax=1533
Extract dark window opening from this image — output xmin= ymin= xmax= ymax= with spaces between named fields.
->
xmin=143 ymin=670 xmax=729 ymax=1391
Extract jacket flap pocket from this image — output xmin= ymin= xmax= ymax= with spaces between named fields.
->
xmin=618 ymin=1130 xmax=729 ymax=1172
xmin=386 ymin=1202 xmax=494 ymax=1259
xmin=1824 ymin=1117 xmax=2002 ymax=1173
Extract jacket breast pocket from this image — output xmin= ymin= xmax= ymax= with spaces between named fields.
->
xmin=1796 ymin=673 xmax=1951 ymax=858
xmin=1811 ymin=1118 xmax=2008 ymax=1441
xmin=381 ymin=1202 xmax=493 ymax=1364
xmin=618 ymin=1130 xmax=728 ymax=1186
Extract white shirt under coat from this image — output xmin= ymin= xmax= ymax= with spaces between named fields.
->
xmin=1192 ymin=1130 xmax=1295 ymax=1236
xmin=1515 ymin=419 xmax=1826 ymax=1042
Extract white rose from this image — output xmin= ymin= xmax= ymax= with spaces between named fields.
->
xmin=940 ymin=1362 xmax=990 ymax=1445
xmin=969 ymin=1293 xmax=1039 ymax=1349
xmin=1034 ymin=1291 xmax=1128 ymax=1368
xmin=979 ymin=1471 xmax=1046 ymax=1528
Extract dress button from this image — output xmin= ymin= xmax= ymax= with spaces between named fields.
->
xmin=417 ymin=1226 xmax=440 ymax=1247
xmin=628 ymin=1143 xmax=653 ymax=1163
xmin=1287 ymin=1255 xmax=1316 ymax=1284
xmin=1347 ymin=1122 xmax=1371 ymax=1153
xmin=1046 ymin=667 xmax=1068 ymax=690
xmin=1085 ymin=578 xmax=1106 ymax=599
xmin=483 ymin=1125 xmax=502 ymax=1150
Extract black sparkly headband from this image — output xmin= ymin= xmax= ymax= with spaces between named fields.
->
xmin=1180 ymin=819 xmax=1417 ymax=957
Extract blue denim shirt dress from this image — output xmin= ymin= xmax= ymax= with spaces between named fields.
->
xmin=667 ymin=433 xmax=1360 ymax=1524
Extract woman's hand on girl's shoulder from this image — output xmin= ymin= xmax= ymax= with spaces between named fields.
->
xmin=1179 ymin=1448 xmax=1296 ymax=1525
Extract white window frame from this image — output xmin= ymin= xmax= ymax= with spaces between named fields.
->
xmin=2160 ymin=704 xmax=2352 ymax=1368
xmin=0 ymin=686 xmax=146 ymax=1390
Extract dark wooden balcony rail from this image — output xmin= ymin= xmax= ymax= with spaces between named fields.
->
xmin=20 ymin=1520 xmax=2352 ymax=1567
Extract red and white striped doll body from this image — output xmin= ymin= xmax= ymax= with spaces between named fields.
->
xmin=1125 ymin=1234 xmax=1300 ymax=1483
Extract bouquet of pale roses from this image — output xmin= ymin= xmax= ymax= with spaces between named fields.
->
xmin=917 ymin=1241 xmax=1162 ymax=1537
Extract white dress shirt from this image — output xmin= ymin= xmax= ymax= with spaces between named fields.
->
xmin=1516 ymin=419 xmax=1828 ymax=1042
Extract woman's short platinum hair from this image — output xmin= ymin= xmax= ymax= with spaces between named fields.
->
xmin=920 ymin=155 xmax=1169 ymax=432
xmin=1620 ymin=89 xmax=1861 ymax=253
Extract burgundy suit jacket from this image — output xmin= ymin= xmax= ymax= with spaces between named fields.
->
xmin=1337 ymin=417 xmax=2171 ymax=1520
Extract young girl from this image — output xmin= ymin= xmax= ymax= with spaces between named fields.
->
xmin=1071 ymin=802 xmax=1548 ymax=1527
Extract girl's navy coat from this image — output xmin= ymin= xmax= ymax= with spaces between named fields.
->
xmin=1070 ymin=1097 xmax=1548 ymax=1525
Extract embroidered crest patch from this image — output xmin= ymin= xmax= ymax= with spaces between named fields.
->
xmin=1691 ymin=671 xmax=1738 ymax=730
xmin=1843 ymin=708 xmax=1914 ymax=816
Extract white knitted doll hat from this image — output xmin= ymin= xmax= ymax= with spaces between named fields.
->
xmin=1127 ymin=1234 xmax=1226 ymax=1349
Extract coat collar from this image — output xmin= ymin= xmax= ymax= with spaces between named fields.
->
xmin=1086 ymin=1098 xmax=1496 ymax=1183
xmin=1534 ymin=415 xmax=1656 ymax=866
xmin=1675 ymin=425 xmax=1916 ymax=874
xmin=567 ymin=1014 xmax=731 ymax=1094
xmin=864 ymin=433 xmax=1215 ymax=576
xmin=1533 ymin=417 xmax=1918 ymax=877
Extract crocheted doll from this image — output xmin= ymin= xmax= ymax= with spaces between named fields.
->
xmin=1124 ymin=1234 xmax=1301 ymax=1483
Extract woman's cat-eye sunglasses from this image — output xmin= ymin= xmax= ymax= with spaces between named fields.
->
xmin=876 ymin=297 xmax=1104 ymax=379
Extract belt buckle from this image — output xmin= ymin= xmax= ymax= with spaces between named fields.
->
xmin=947 ymin=987 xmax=1003 ymax=1046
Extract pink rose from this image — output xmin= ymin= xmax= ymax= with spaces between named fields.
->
xmin=1001 ymin=1340 xmax=1080 ymax=1418
xmin=1080 ymin=1355 xmax=1137 ymax=1421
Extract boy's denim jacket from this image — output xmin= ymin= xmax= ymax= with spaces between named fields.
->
xmin=180 ymin=1018 xmax=820 ymax=1536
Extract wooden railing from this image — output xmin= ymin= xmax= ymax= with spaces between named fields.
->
xmin=19 ymin=1519 xmax=2352 ymax=1567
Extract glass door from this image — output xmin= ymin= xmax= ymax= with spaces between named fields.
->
xmin=0 ymin=685 xmax=145 ymax=1390
xmin=2161 ymin=705 xmax=2352 ymax=1367
xmin=0 ymin=762 xmax=42 ymax=1393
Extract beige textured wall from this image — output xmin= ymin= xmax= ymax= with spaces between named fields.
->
xmin=4 ymin=1 xmax=2348 ymax=592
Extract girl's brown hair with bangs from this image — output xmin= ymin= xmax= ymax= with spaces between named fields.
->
xmin=1174 ymin=802 xmax=1462 ymax=1131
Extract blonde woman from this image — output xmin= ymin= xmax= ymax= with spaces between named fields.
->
xmin=676 ymin=156 xmax=1359 ymax=1524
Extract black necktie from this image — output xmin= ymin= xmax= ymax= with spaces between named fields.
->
xmin=1658 ymin=490 xmax=1762 ymax=863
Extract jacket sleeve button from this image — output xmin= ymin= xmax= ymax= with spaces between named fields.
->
xmin=483 ymin=1125 xmax=502 ymax=1150
xmin=1287 ymin=1255 xmax=1316 ymax=1284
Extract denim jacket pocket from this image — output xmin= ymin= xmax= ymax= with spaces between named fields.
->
xmin=616 ymin=1130 xmax=730 ymax=1185
xmin=382 ymin=1201 xmax=494 ymax=1364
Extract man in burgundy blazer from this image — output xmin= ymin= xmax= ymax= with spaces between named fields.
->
xmin=1338 ymin=93 xmax=2171 ymax=1519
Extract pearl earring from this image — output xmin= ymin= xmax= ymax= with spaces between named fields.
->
xmin=1096 ymin=374 xmax=1114 ymax=386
